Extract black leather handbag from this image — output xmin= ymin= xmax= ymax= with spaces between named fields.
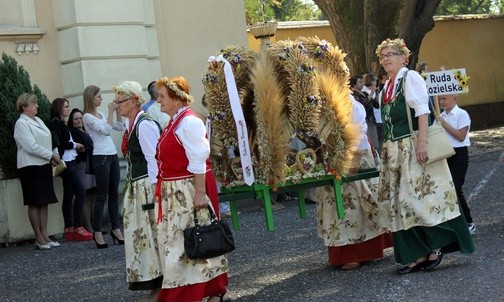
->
xmin=184 ymin=205 xmax=235 ymax=260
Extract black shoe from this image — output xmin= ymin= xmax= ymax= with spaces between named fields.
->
xmin=397 ymin=260 xmax=426 ymax=275
xmin=93 ymin=233 xmax=108 ymax=249
xmin=110 ymin=229 xmax=125 ymax=245
xmin=424 ymin=251 xmax=443 ymax=270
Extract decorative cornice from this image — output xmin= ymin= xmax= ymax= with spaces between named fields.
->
xmin=0 ymin=24 xmax=46 ymax=40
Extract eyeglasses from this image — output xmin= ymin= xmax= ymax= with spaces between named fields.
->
xmin=114 ymin=98 xmax=131 ymax=104
xmin=379 ymin=52 xmax=401 ymax=60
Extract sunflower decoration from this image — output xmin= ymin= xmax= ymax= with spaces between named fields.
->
xmin=455 ymin=69 xmax=470 ymax=93
xmin=454 ymin=69 xmax=462 ymax=81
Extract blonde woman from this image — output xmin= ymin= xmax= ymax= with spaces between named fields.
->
xmin=114 ymin=81 xmax=163 ymax=295
xmin=14 ymin=93 xmax=61 ymax=250
xmin=82 ymin=85 xmax=124 ymax=248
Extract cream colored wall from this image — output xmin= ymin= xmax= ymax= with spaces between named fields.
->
xmin=153 ymin=0 xmax=248 ymax=115
xmin=247 ymin=17 xmax=504 ymax=107
xmin=0 ymin=0 xmax=62 ymax=101
xmin=247 ymin=25 xmax=336 ymax=53
xmin=419 ymin=17 xmax=504 ymax=106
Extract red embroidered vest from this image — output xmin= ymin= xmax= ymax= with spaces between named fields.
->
xmin=156 ymin=107 xmax=211 ymax=180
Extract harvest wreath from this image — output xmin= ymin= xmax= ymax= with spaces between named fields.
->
xmin=202 ymin=38 xmax=360 ymax=189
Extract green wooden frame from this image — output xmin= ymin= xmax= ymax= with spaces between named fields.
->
xmin=219 ymin=168 xmax=379 ymax=232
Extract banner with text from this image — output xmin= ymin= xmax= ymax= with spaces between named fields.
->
xmin=424 ymin=68 xmax=469 ymax=96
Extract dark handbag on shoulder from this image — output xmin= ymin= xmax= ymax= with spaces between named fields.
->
xmin=85 ymin=151 xmax=94 ymax=175
xmin=184 ymin=204 xmax=235 ymax=260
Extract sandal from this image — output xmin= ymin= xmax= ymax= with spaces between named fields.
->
xmin=424 ymin=250 xmax=443 ymax=270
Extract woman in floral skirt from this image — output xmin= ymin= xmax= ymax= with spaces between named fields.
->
xmin=114 ymin=81 xmax=163 ymax=296
xmin=155 ymin=76 xmax=229 ymax=302
xmin=376 ymin=38 xmax=474 ymax=274
xmin=316 ymin=96 xmax=392 ymax=270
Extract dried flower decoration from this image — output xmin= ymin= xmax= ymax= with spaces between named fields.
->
xmin=207 ymin=111 xmax=225 ymax=122
xmin=202 ymin=72 xmax=218 ymax=85
xmin=375 ymin=38 xmax=411 ymax=58
xmin=112 ymin=81 xmax=146 ymax=105
xmin=306 ymin=95 xmax=320 ymax=107
xmin=296 ymin=42 xmax=308 ymax=54
xmin=220 ymin=48 xmax=243 ymax=68
xmin=313 ymin=40 xmax=329 ymax=59
xmin=297 ymin=62 xmax=316 ymax=76
xmin=279 ymin=46 xmax=292 ymax=61
xmin=166 ymin=80 xmax=194 ymax=103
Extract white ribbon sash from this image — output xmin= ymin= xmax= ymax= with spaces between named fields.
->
xmin=207 ymin=54 xmax=255 ymax=185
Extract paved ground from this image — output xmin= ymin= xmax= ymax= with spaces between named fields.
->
xmin=1 ymin=127 xmax=503 ymax=302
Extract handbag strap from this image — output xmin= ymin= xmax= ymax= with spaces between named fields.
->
xmin=404 ymin=72 xmax=442 ymax=139
xmin=192 ymin=203 xmax=218 ymax=226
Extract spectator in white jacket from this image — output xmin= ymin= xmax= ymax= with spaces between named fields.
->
xmin=14 ymin=93 xmax=61 ymax=250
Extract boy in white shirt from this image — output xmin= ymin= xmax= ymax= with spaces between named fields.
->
xmin=438 ymin=94 xmax=475 ymax=235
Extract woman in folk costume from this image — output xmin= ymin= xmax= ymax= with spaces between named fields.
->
xmin=114 ymin=81 xmax=163 ymax=296
xmin=376 ymin=38 xmax=474 ymax=274
xmin=315 ymin=95 xmax=392 ymax=270
xmin=155 ymin=76 xmax=230 ymax=302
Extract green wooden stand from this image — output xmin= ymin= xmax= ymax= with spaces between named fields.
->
xmin=218 ymin=168 xmax=379 ymax=232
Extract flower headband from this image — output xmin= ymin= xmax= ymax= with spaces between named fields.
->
xmin=375 ymin=38 xmax=411 ymax=58
xmin=112 ymin=81 xmax=146 ymax=106
xmin=166 ymin=80 xmax=194 ymax=104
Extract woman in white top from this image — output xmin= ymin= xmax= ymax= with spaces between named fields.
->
xmin=114 ymin=81 xmax=163 ymax=294
xmin=155 ymin=76 xmax=229 ymax=302
xmin=315 ymin=96 xmax=392 ymax=270
xmin=14 ymin=93 xmax=61 ymax=250
xmin=376 ymin=38 xmax=474 ymax=274
xmin=82 ymin=85 xmax=125 ymax=248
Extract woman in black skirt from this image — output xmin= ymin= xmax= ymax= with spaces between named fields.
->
xmin=13 ymin=93 xmax=61 ymax=250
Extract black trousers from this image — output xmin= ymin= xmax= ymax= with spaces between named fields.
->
xmin=92 ymin=154 xmax=121 ymax=232
xmin=447 ymin=146 xmax=473 ymax=223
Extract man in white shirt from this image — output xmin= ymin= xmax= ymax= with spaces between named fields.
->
xmin=144 ymin=81 xmax=170 ymax=129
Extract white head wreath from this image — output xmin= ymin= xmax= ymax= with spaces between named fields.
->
xmin=167 ymin=81 xmax=194 ymax=104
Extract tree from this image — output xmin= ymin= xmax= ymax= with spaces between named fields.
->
xmin=245 ymin=0 xmax=322 ymax=24
xmin=312 ymin=0 xmax=442 ymax=75
xmin=271 ymin=0 xmax=323 ymax=21
xmin=0 ymin=53 xmax=51 ymax=179
xmin=436 ymin=0 xmax=503 ymax=14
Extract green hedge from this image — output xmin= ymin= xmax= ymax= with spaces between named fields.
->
xmin=0 ymin=52 xmax=51 ymax=179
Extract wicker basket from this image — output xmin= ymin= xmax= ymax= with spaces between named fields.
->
xmin=248 ymin=21 xmax=278 ymax=39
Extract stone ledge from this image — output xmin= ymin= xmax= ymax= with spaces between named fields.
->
xmin=0 ymin=24 xmax=46 ymax=40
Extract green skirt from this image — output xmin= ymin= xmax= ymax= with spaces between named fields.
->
xmin=393 ymin=214 xmax=475 ymax=264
